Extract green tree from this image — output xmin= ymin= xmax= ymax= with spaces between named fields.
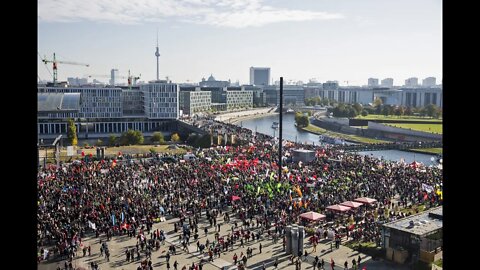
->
xmin=120 ymin=129 xmax=144 ymax=145
xmin=295 ymin=112 xmax=309 ymax=127
xmin=171 ymin=133 xmax=181 ymax=142
xmin=353 ymin=103 xmax=363 ymax=115
xmin=67 ymin=118 xmax=78 ymax=146
xmin=373 ymin=97 xmax=383 ymax=108
xmin=424 ymin=104 xmax=439 ymax=118
xmin=151 ymin=132 xmax=165 ymax=144
xmin=382 ymin=105 xmax=393 ymax=116
xmin=109 ymin=135 xmax=117 ymax=146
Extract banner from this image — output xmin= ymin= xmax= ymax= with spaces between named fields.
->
xmin=422 ymin=183 xmax=434 ymax=194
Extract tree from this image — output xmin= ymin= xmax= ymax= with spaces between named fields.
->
xmin=405 ymin=107 xmax=413 ymax=116
xmin=353 ymin=103 xmax=363 ymax=115
xmin=424 ymin=104 xmax=439 ymax=118
xmin=67 ymin=118 xmax=78 ymax=146
xmin=295 ymin=112 xmax=309 ymax=127
xmin=151 ymin=132 xmax=165 ymax=144
xmin=109 ymin=135 xmax=117 ymax=146
xmin=361 ymin=110 xmax=368 ymax=117
xmin=373 ymin=97 xmax=383 ymax=108
xmin=96 ymin=139 xmax=103 ymax=146
xmin=171 ymin=133 xmax=181 ymax=142
xmin=382 ymin=105 xmax=392 ymax=116
xmin=120 ymin=129 xmax=144 ymax=145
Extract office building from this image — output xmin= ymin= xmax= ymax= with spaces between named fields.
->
xmin=250 ymin=67 xmax=271 ymax=86
xmin=381 ymin=78 xmax=394 ymax=88
xmin=405 ymin=77 xmax=419 ymax=87
xmin=422 ymin=77 xmax=436 ymax=87
xmin=368 ymin=78 xmax=379 ymax=87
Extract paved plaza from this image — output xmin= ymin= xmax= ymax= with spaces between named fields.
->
xmin=39 ymin=210 xmax=408 ymax=270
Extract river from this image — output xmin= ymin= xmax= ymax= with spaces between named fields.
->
xmin=237 ymin=113 xmax=440 ymax=165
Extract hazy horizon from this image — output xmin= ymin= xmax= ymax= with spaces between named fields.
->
xmin=38 ymin=0 xmax=442 ymax=86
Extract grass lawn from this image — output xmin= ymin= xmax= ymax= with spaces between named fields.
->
xmin=385 ymin=123 xmax=442 ymax=134
xmin=41 ymin=144 xmax=188 ymax=163
xmin=302 ymin=124 xmax=390 ymax=144
xmin=410 ymin=148 xmax=443 ymax=155
xmin=356 ymin=114 xmax=441 ymax=122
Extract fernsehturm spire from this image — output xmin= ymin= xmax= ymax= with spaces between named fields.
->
xmin=155 ymin=29 xmax=160 ymax=80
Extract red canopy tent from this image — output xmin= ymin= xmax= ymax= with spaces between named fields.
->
xmin=326 ymin=204 xmax=352 ymax=212
xmin=340 ymin=201 xmax=363 ymax=209
xmin=299 ymin=211 xmax=326 ymax=221
xmin=354 ymin=197 xmax=377 ymax=205
xmin=231 ymin=195 xmax=241 ymax=201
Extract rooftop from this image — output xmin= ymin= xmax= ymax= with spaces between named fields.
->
xmin=383 ymin=206 xmax=442 ymax=236
xmin=38 ymin=92 xmax=81 ymax=112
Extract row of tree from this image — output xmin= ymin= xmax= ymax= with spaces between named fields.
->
xmin=304 ymin=97 xmax=335 ymax=106
xmin=66 ymin=118 xmax=185 ymax=146
xmin=329 ymin=103 xmax=366 ymax=118
xmin=328 ymin=100 xmax=442 ymax=119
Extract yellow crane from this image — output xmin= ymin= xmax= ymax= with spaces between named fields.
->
xmin=41 ymin=53 xmax=89 ymax=86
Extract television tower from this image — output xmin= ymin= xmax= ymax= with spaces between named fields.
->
xmin=155 ymin=30 xmax=160 ymax=80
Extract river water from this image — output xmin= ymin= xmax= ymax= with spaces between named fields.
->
xmin=237 ymin=113 xmax=440 ymax=165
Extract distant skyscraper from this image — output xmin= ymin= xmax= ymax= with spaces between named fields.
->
xmin=381 ymin=78 xmax=394 ymax=87
xmin=110 ymin=69 xmax=119 ymax=86
xmin=422 ymin=77 xmax=436 ymax=87
xmin=405 ymin=77 xmax=419 ymax=87
xmin=368 ymin=78 xmax=379 ymax=87
xmin=250 ymin=67 xmax=271 ymax=86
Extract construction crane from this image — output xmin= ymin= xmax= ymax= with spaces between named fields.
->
xmin=41 ymin=53 xmax=89 ymax=86
xmin=86 ymin=70 xmax=141 ymax=88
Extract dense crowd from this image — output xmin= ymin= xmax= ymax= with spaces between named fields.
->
xmin=37 ymin=118 xmax=442 ymax=269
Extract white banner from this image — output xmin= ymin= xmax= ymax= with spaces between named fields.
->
xmin=67 ymin=146 xmax=75 ymax=156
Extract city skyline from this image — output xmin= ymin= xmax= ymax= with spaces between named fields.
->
xmin=38 ymin=0 xmax=442 ymax=86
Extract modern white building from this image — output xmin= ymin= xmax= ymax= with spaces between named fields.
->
xmin=405 ymin=77 xmax=419 ymax=87
xmin=250 ymin=67 xmax=271 ymax=86
xmin=422 ymin=77 xmax=436 ymax=87
xmin=141 ymin=81 xmax=179 ymax=119
xmin=38 ymin=86 xmax=123 ymax=119
xmin=38 ymin=81 xmax=180 ymax=140
xmin=368 ymin=78 xmax=379 ymax=87
xmin=225 ymin=89 xmax=253 ymax=110
xmin=180 ymin=89 xmax=212 ymax=115
xmin=381 ymin=78 xmax=394 ymax=87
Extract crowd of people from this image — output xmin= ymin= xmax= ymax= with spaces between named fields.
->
xmin=37 ymin=117 xmax=442 ymax=269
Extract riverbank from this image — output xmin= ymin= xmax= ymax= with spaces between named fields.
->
xmin=214 ymin=107 xmax=278 ymax=124
xmin=302 ymin=124 xmax=390 ymax=144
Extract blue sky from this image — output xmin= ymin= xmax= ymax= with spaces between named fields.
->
xmin=38 ymin=0 xmax=442 ymax=86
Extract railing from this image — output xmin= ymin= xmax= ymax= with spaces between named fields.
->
xmin=333 ymin=141 xmax=442 ymax=152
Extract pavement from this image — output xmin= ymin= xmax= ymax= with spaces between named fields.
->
xmin=38 ymin=208 xmax=411 ymax=270
xmin=214 ymin=107 xmax=277 ymax=124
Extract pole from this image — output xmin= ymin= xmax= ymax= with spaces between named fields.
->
xmin=278 ymin=77 xmax=283 ymax=184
